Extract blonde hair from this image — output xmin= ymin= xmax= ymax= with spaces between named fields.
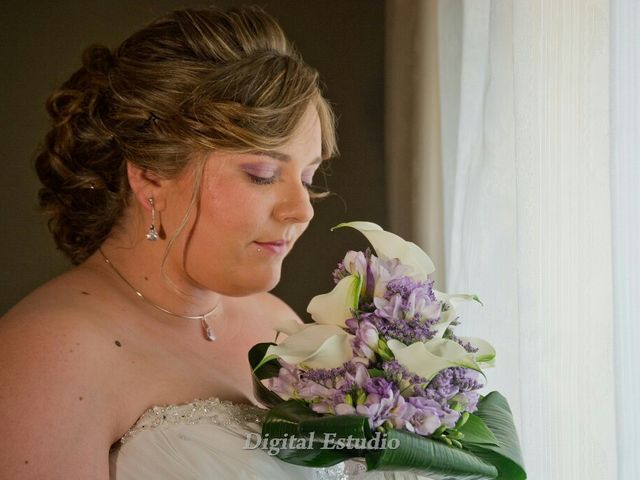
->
xmin=35 ymin=6 xmax=337 ymax=264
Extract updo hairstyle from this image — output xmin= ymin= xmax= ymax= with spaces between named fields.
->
xmin=35 ymin=6 xmax=337 ymax=265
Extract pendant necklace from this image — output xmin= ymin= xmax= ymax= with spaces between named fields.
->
xmin=98 ymin=249 xmax=220 ymax=341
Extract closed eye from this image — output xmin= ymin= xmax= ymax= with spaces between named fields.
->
xmin=245 ymin=171 xmax=329 ymax=201
xmin=247 ymin=173 xmax=276 ymax=185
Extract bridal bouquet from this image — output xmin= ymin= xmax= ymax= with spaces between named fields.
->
xmin=249 ymin=222 xmax=526 ymax=479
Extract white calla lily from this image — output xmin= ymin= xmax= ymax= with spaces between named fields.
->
xmin=387 ymin=338 xmax=483 ymax=381
xmin=265 ymin=324 xmax=354 ymax=370
xmin=273 ymin=317 xmax=308 ymax=337
xmin=306 ymin=275 xmax=362 ymax=327
xmin=432 ymin=308 xmax=458 ymax=338
xmin=332 ymin=221 xmax=435 ymax=280
xmin=459 ymin=337 xmax=496 ymax=367
xmin=434 ymin=290 xmax=483 ymax=307
xmin=254 ymin=319 xmax=307 ymax=371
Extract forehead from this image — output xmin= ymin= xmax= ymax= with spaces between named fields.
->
xmin=192 ymin=105 xmax=323 ymax=170
xmin=245 ymin=106 xmax=322 ymax=164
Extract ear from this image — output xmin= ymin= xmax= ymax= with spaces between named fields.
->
xmin=127 ymin=162 xmax=167 ymax=212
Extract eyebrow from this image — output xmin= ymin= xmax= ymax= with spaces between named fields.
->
xmin=262 ymin=151 xmax=323 ymax=166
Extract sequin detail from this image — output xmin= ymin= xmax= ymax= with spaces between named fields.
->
xmin=118 ymin=397 xmax=365 ymax=479
xmin=120 ymin=397 xmax=265 ymax=444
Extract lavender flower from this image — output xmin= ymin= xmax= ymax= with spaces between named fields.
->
xmin=377 ymin=277 xmax=441 ymax=323
xmin=351 ymin=276 xmax=443 ymax=346
xmin=445 ymin=331 xmax=480 ymax=353
xmin=269 ymin=361 xmax=372 ymax=414
xmin=332 ymin=260 xmax=350 ymax=284
xmin=425 ymin=367 xmax=484 ymax=403
xmin=267 ymin=361 xmax=301 ymax=399
xmin=349 ymin=319 xmax=379 ymax=361
xmin=406 ymin=397 xmax=458 ymax=434
xmin=382 ymin=360 xmax=430 ymax=396
xmin=335 ymin=249 xmax=412 ymax=302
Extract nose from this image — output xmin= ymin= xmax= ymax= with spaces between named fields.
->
xmin=273 ymin=181 xmax=315 ymax=224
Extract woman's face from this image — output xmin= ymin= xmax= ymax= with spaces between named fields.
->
xmin=164 ymin=106 xmax=322 ymax=297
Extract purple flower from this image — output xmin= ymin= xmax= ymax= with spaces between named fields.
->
xmin=335 ymin=403 xmax=356 ymax=415
xmin=408 ymin=413 xmax=441 ymax=435
xmin=298 ymin=382 xmax=335 ymax=399
xmin=267 ymin=361 xmax=301 ymax=400
xmin=332 ymin=260 xmax=350 ymax=284
xmin=350 ymin=276 xmax=444 ymax=345
xmin=405 ymin=397 xmax=449 ymax=435
xmin=382 ymin=360 xmax=429 ymax=395
xmin=349 ymin=319 xmax=380 ymax=361
xmin=350 ymin=379 xmax=418 ymax=430
xmin=356 ymin=393 xmax=394 ymax=429
xmin=311 ymin=401 xmax=334 ymax=414
xmin=425 ymin=367 xmax=484 ymax=402
xmin=450 ymin=391 xmax=480 ymax=413
xmin=334 ymin=250 xmax=413 ymax=304
xmin=364 ymin=377 xmax=395 ymax=397
xmin=446 ymin=332 xmax=480 ymax=353
xmin=377 ymin=277 xmax=441 ymax=323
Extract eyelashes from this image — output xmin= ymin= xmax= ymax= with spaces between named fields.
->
xmin=239 ymin=152 xmax=328 ymax=199
xmin=246 ymin=173 xmax=314 ymax=190
xmin=246 ymin=173 xmax=276 ymax=185
xmin=244 ymin=171 xmax=331 ymax=201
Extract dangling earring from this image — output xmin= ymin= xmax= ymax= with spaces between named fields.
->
xmin=146 ymin=197 xmax=159 ymax=241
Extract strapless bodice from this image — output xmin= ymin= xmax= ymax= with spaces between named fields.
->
xmin=109 ymin=397 xmax=363 ymax=479
xmin=109 ymin=397 xmax=427 ymax=480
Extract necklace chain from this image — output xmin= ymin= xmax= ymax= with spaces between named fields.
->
xmin=98 ymin=248 xmax=220 ymax=341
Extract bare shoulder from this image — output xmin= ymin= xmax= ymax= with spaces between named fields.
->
xmin=254 ymin=292 xmax=304 ymax=322
xmin=229 ymin=292 xmax=304 ymax=345
xmin=0 ymin=275 xmax=120 ymax=478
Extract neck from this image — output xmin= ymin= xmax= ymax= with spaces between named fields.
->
xmin=91 ymin=237 xmax=223 ymax=320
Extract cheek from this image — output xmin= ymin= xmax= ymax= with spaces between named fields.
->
xmin=197 ymin=181 xmax=265 ymax=237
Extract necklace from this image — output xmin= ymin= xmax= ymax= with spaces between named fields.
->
xmin=98 ymin=249 xmax=220 ymax=341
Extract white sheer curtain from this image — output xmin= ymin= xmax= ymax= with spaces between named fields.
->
xmin=434 ymin=0 xmax=638 ymax=478
xmin=611 ymin=1 xmax=640 ymax=478
xmin=385 ymin=0 xmax=638 ymax=476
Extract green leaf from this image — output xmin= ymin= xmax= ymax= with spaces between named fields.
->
xmin=262 ymin=400 xmax=371 ymax=467
xmin=457 ymin=414 xmax=499 ymax=447
xmin=248 ymin=342 xmax=284 ymax=409
xmin=262 ymin=401 xmax=507 ymax=479
xmin=365 ymin=428 xmax=498 ymax=480
xmin=465 ymin=392 xmax=527 ymax=480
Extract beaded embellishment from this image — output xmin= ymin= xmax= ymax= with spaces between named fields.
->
xmin=119 ymin=397 xmax=264 ymax=444
xmin=117 ymin=397 xmax=367 ymax=479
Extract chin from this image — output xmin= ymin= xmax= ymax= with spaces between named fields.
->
xmin=224 ymin=271 xmax=282 ymax=297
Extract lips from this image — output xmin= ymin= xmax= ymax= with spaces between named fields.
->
xmin=254 ymin=239 xmax=290 ymax=255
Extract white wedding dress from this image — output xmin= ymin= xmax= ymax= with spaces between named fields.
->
xmin=109 ymin=397 xmax=430 ymax=480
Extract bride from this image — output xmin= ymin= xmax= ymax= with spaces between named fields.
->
xmin=0 ymin=6 xmax=426 ymax=480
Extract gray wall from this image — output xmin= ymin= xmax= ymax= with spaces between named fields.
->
xmin=0 ymin=0 xmax=386 ymax=318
